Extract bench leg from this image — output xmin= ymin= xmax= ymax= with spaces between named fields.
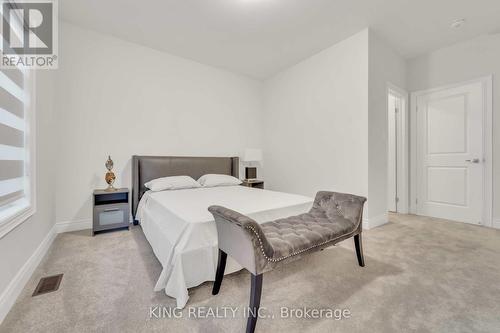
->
xmin=354 ymin=234 xmax=365 ymax=267
xmin=212 ymin=250 xmax=227 ymax=295
xmin=246 ymin=273 xmax=263 ymax=333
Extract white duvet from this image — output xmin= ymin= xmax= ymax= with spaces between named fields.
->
xmin=136 ymin=185 xmax=313 ymax=308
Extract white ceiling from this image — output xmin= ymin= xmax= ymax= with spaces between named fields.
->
xmin=60 ymin=0 xmax=500 ymax=79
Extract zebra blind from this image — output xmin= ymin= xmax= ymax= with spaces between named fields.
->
xmin=0 ymin=65 xmax=27 ymax=209
xmin=0 ymin=3 xmax=34 ymax=236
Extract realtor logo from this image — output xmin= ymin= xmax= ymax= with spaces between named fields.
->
xmin=1 ymin=0 xmax=58 ymax=68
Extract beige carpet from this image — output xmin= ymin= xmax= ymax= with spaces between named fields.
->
xmin=2 ymin=214 xmax=500 ymax=333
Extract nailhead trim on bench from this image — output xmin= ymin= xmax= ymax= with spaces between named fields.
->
xmin=245 ymin=215 xmax=361 ymax=263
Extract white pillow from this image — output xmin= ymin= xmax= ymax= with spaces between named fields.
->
xmin=144 ymin=176 xmax=201 ymax=192
xmin=198 ymin=174 xmax=242 ymax=187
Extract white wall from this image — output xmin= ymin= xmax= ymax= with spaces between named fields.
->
xmin=407 ymin=33 xmax=500 ymax=222
xmin=263 ymin=30 xmax=369 ymax=203
xmin=54 ymin=22 xmax=264 ymax=228
xmin=387 ymin=94 xmax=397 ymax=212
xmin=0 ymin=70 xmax=56 ymax=322
xmin=262 ymin=29 xmax=407 ymax=228
xmin=367 ymin=31 xmax=407 ymax=226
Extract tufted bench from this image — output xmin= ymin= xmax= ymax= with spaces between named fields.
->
xmin=208 ymin=191 xmax=367 ymax=333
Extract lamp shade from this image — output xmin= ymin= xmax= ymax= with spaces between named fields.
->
xmin=243 ymin=148 xmax=262 ymax=162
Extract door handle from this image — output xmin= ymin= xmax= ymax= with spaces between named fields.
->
xmin=465 ymin=158 xmax=480 ymax=163
xmin=104 ymin=208 xmax=120 ymax=212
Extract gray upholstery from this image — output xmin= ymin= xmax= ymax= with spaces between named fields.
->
xmin=132 ymin=155 xmax=239 ymax=219
xmin=209 ymin=191 xmax=366 ymax=274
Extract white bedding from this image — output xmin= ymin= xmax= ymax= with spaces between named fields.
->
xmin=136 ymin=185 xmax=313 ymax=308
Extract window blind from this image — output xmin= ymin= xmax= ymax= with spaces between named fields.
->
xmin=0 ymin=65 xmax=26 ymax=209
xmin=0 ymin=2 xmax=34 ymax=236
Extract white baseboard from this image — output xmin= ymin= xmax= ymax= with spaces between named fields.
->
xmin=493 ymin=219 xmax=500 ymax=230
xmin=363 ymin=213 xmax=388 ymax=230
xmin=0 ymin=224 xmax=57 ymax=324
xmin=55 ymin=217 xmax=134 ymax=234
xmin=55 ymin=218 xmax=91 ymax=233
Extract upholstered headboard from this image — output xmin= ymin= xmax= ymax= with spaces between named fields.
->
xmin=131 ymin=156 xmax=239 ymax=220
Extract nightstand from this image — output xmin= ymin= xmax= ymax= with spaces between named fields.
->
xmin=241 ymin=179 xmax=264 ymax=189
xmin=92 ymin=188 xmax=130 ymax=235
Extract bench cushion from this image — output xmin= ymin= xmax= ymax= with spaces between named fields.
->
xmin=261 ymin=210 xmax=355 ymax=261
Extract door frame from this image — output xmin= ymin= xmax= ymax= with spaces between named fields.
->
xmin=410 ymin=76 xmax=493 ymax=227
xmin=387 ymin=83 xmax=409 ymax=214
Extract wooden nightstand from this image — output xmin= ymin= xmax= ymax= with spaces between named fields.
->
xmin=240 ymin=179 xmax=264 ymax=189
xmin=92 ymin=188 xmax=130 ymax=235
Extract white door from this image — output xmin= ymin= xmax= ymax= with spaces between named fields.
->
xmin=416 ymin=81 xmax=484 ymax=224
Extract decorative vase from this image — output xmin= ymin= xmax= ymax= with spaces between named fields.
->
xmin=104 ymin=155 xmax=116 ymax=191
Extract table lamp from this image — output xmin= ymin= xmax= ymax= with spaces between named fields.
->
xmin=243 ymin=148 xmax=262 ymax=180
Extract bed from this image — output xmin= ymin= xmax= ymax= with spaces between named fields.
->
xmin=132 ymin=156 xmax=313 ymax=308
